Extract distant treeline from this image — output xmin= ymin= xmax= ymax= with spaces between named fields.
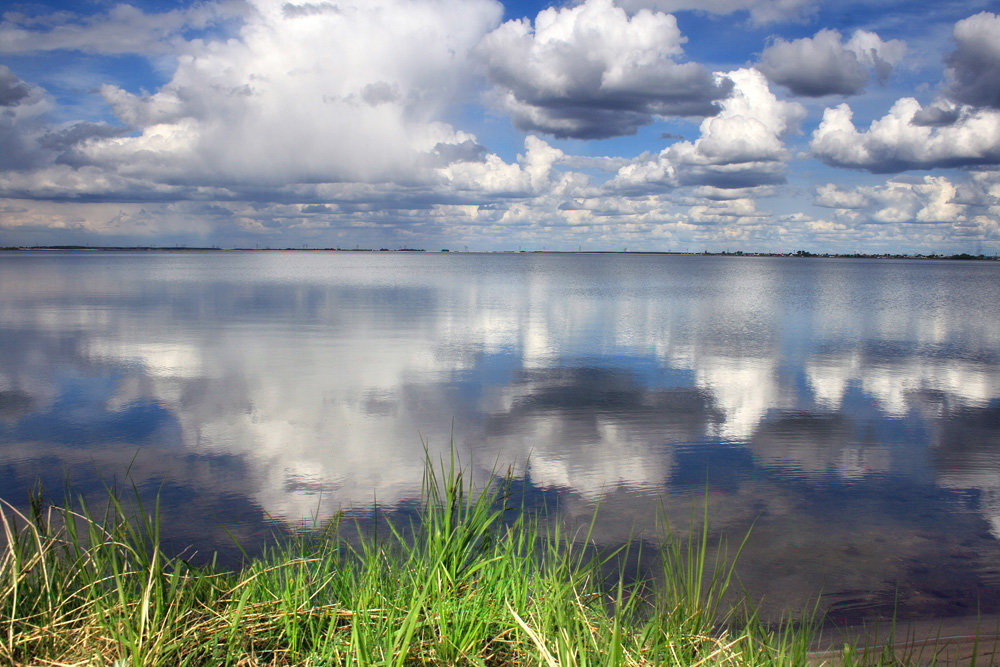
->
xmin=1 ymin=245 xmax=224 ymax=251
xmin=1 ymin=246 xmax=997 ymax=260
xmin=0 ymin=246 xmax=431 ymax=252
xmin=785 ymin=250 xmax=997 ymax=260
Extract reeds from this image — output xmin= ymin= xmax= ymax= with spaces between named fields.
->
xmin=0 ymin=453 xmax=927 ymax=666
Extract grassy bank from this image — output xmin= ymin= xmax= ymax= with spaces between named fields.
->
xmin=0 ymin=453 xmax=959 ymax=666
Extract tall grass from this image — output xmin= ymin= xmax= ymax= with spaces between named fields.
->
xmin=0 ymin=452 xmax=950 ymax=666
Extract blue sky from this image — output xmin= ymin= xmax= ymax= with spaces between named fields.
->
xmin=1 ymin=0 xmax=999 ymax=252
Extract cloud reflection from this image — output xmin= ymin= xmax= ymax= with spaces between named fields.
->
xmin=1 ymin=252 xmax=999 ymax=620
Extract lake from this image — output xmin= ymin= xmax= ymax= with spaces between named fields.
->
xmin=1 ymin=250 xmax=999 ymax=626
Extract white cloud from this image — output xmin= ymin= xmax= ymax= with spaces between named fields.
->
xmin=691 ymin=184 xmax=778 ymax=200
xmin=810 ymin=98 xmax=1000 ymax=172
xmin=0 ymin=66 xmax=52 ymax=170
xmin=688 ymin=197 xmax=766 ymax=224
xmin=807 ymin=12 xmax=1000 ymax=175
xmin=440 ymin=135 xmax=590 ymax=196
xmin=0 ymin=2 xmax=245 ymax=55
xmin=611 ymin=68 xmax=806 ymax=190
xmin=814 ymin=183 xmax=868 ymax=209
xmin=758 ymin=29 xmax=905 ymax=97
xmin=477 ymin=0 xmax=730 ymax=139
xmin=914 ymin=176 xmax=963 ymax=222
xmin=814 ymin=175 xmax=988 ymax=226
xmin=0 ymin=0 xmax=997 ymax=255
xmin=65 ymin=0 xmax=504 ymax=188
xmin=945 ymin=11 xmax=1000 ymax=109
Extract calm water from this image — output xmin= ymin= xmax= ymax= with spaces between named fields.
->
xmin=2 ymin=250 xmax=999 ymax=624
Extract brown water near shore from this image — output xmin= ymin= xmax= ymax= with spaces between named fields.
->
xmin=809 ymin=614 xmax=1000 ymax=665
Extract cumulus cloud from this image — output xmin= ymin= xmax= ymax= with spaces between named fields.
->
xmin=810 ymin=98 xmax=1000 ymax=172
xmin=814 ymin=176 xmax=992 ymax=226
xmin=910 ymin=101 xmax=961 ymax=127
xmin=1 ymin=0 xmax=994 ymax=253
xmin=477 ymin=0 xmax=731 ymax=139
xmin=688 ymin=197 xmax=767 ymax=224
xmin=280 ymin=2 xmax=341 ymax=18
xmin=440 ymin=135 xmax=588 ymax=196
xmin=0 ymin=66 xmax=51 ymax=171
xmin=0 ymin=2 xmax=245 ymax=55
xmin=611 ymin=68 xmax=805 ymax=190
xmin=0 ymin=66 xmax=30 ymax=107
xmin=62 ymin=0 xmax=503 ymax=189
xmin=807 ymin=13 xmax=1000 ymax=176
xmin=691 ymin=185 xmax=777 ymax=200
xmin=757 ymin=29 xmax=905 ymax=97
xmin=944 ymin=11 xmax=1000 ymax=109
xmin=39 ymin=123 xmax=132 ymax=157
xmin=619 ymin=0 xmax=816 ymax=25
xmin=814 ymin=183 xmax=868 ymax=209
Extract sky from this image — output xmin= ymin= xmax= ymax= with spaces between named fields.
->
xmin=1 ymin=0 xmax=999 ymax=253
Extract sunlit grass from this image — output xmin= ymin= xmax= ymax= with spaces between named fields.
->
xmin=0 ymin=451 xmax=968 ymax=666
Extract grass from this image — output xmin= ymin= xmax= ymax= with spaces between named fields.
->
xmin=0 ymin=451 xmax=980 ymax=666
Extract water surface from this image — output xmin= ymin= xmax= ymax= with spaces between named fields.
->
xmin=1 ymin=250 xmax=999 ymax=624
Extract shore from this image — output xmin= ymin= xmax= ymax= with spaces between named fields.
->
xmin=2 ymin=456 xmax=994 ymax=666
xmin=810 ymin=614 xmax=1000 ymax=665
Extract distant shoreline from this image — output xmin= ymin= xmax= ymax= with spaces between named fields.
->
xmin=2 ymin=245 xmax=997 ymax=261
